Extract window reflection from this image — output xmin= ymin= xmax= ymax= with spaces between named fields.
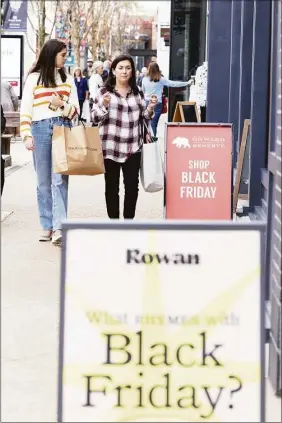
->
xmin=169 ymin=0 xmax=207 ymax=120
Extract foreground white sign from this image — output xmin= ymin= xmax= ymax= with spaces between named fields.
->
xmin=58 ymin=222 xmax=265 ymax=422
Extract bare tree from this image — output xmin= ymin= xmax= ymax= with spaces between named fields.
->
xmin=115 ymin=2 xmax=135 ymax=54
xmin=55 ymin=0 xmax=138 ymax=66
xmin=87 ymin=0 xmax=112 ymax=61
xmin=27 ymin=0 xmax=60 ymax=56
xmin=58 ymin=0 xmax=110 ymax=67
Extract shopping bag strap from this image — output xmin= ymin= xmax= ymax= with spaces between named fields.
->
xmin=143 ymin=119 xmax=158 ymax=144
xmin=137 ymin=92 xmax=157 ymax=144
xmin=78 ymin=118 xmax=86 ymax=128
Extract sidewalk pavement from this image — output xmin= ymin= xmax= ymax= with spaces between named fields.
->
xmin=1 ymin=115 xmax=281 ymax=422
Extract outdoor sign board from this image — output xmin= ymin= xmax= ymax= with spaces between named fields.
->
xmin=1 ymin=35 xmax=24 ymax=98
xmin=2 ymin=0 xmax=28 ymax=31
xmin=173 ymin=101 xmax=200 ymax=123
xmin=58 ymin=220 xmax=265 ymax=423
xmin=165 ymin=123 xmax=232 ymax=220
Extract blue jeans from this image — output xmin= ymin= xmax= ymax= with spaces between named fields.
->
xmin=147 ymin=101 xmax=162 ymax=137
xmin=31 ymin=117 xmax=70 ymax=231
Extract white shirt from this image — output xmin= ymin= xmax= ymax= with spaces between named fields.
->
xmin=89 ymin=73 xmax=103 ymax=100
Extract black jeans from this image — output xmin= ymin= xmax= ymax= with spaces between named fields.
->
xmin=104 ymin=152 xmax=141 ymax=219
xmin=79 ymin=99 xmax=84 ymax=120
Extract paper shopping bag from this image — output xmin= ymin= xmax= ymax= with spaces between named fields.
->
xmin=52 ymin=124 xmax=104 ymax=176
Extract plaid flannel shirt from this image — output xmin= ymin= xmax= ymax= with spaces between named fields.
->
xmin=92 ymin=87 xmax=153 ymax=163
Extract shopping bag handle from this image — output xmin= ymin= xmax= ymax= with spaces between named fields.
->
xmin=63 ymin=118 xmax=85 ymax=131
xmin=143 ymin=119 xmax=158 ymax=144
xmin=78 ymin=118 xmax=86 ymax=129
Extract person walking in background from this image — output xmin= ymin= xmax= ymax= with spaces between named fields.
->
xmin=20 ymin=39 xmax=79 ymax=246
xmin=136 ymin=69 xmax=141 ymax=85
xmin=137 ymin=66 xmax=148 ymax=87
xmin=88 ymin=61 xmax=104 ymax=107
xmin=83 ymin=58 xmax=94 ymax=79
xmin=74 ymin=67 xmax=89 ymax=120
xmin=92 ymin=54 xmax=157 ymax=220
xmin=102 ymin=59 xmax=111 ymax=82
xmin=142 ymin=62 xmax=189 ymax=137
xmin=1 ymin=81 xmax=19 ymax=137
xmin=1 ymin=81 xmax=19 ymax=113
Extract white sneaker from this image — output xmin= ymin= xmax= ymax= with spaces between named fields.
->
xmin=52 ymin=230 xmax=62 ymax=246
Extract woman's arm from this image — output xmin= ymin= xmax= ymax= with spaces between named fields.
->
xmin=139 ymin=89 xmax=154 ymax=120
xmin=162 ymin=77 xmax=189 ymax=88
xmin=91 ymin=89 xmax=109 ymax=124
xmin=20 ymin=74 xmax=35 ymax=140
xmin=61 ymin=77 xmax=79 ymax=119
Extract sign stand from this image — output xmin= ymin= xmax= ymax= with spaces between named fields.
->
xmin=233 ymin=119 xmax=251 ymax=213
xmin=173 ymin=101 xmax=200 ymax=123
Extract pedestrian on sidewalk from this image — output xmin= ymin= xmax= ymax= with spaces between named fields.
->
xmin=92 ymin=54 xmax=157 ymax=219
xmin=1 ymin=81 xmax=19 ymax=137
xmin=74 ymin=67 xmax=89 ymax=120
xmin=20 ymin=39 xmax=79 ymax=246
xmin=102 ymin=59 xmax=111 ymax=83
xmin=83 ymin=58 xmax=94 ymax=79
xmin=88 ymin=61 xmax=104 ymax=111
xmin=137 ymin=66 xmax=148 ymax=87
xmin=142 ymin=62 xmax=189 ymax=137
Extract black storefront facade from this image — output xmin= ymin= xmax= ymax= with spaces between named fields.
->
xmin=169 ymin=0 xmax=281 ymax=395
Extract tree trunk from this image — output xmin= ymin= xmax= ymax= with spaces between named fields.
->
xmin=38 ymin=0 xmax=46 ymax=53
xmin=90 ymin=6 xmax=98 ymax=60
xmin=72 ymin=1 xmax=80 ymax=67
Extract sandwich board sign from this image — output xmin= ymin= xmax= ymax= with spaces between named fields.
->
xmin=173 ymin=101 xmax=200 ymax=123
xmin=165 ymin=123 xmax=233 ymax=220
xmin=58 ymin=221 xmax=265 ymax=422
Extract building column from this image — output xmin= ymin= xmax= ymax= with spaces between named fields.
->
xmin=206 ymin=0 xmax=232 ymax=122
xmin=249 ymin=0 xmax=271 ymax=208
xmin=237 ymin=0 xmax=254 ymax=148
xmin=228 ymin=0 xmax=242 ymax=166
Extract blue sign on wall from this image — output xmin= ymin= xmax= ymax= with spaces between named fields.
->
xmin=65 ymin=55 xmax=75 ymax=66
xmin=2 ymin=0 xmax=27 ymax=32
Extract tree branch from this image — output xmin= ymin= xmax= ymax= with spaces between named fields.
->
xmin=27 ymin=12 xmax=36 ymax=33
xmin=48 ymin=0 xmax=60 ymax=39
xmin=25 ymin=32 xmax=36 ymax=55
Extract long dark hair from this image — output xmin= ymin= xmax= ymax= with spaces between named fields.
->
xmin=31 ymin=39 xmax=67 ymax=87
xmin=105 ymin=54 xmax=139 ymax=95
xmin=148 ymin=62 xmax=161 ymax=82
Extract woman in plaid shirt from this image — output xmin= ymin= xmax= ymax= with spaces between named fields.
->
xmin=92 ymin=54 xmax=157 ymax=219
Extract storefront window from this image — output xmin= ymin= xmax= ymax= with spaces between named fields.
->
xmin=168 ymin=0 xmax=207 ymax=120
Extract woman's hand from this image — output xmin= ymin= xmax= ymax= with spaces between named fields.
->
xmin=24 ymin=136 xmax=35 ymax=151
xmin=102 ymin=93 xmax=111 ymax=107
xmin=50 ymin=93 xmax=64 ymax=108
xmin=148 ymin=95 xmax=158 ymax=111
